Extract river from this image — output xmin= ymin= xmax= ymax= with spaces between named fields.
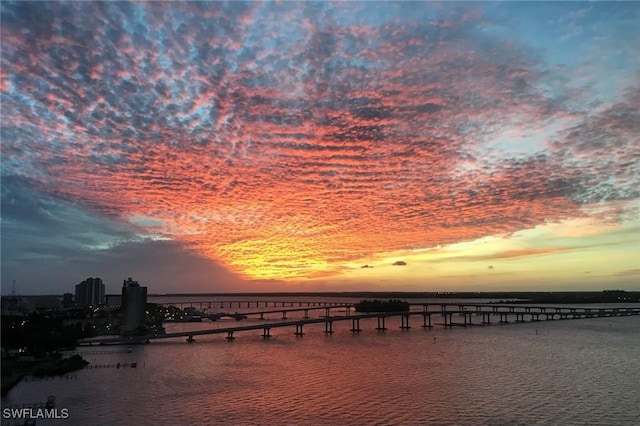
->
xmin=2 ymin=298 xmax=639 ymax=425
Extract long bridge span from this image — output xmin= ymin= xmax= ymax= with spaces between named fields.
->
xmin=80 ymin=303 xmax=640 ymax=346
xmin=157 ymin=300 xmax=348 ymax=309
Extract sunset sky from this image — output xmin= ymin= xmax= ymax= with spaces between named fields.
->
xmin=1 ymin=1 xmax=638 ymax=295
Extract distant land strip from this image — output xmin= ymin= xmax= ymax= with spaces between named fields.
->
xmin=145 ymin=291 xmax=640 ymax=304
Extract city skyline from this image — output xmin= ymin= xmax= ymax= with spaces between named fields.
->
xmin=1 ymin=2 xmax=639 ymax=294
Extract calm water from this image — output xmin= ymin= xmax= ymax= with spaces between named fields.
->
xmin=3 ymin=300 xmax=639 ymax=426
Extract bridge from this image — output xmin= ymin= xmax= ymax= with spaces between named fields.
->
xmin=79 ymin=303 xmax=640 ymax=346
xmin=156 ymin=300 xmax=347 ymax=309
xmin=164 ymin=304 xmax=354 ymax=321
xmin=220 ymin=304 xmax=354 ymax=320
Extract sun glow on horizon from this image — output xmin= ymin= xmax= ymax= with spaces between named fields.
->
xmin=296 ymin=209 xmax=640 ymax=290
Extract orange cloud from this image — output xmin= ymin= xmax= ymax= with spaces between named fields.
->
xmin=2 ymin=2 xmax=638 ymax=285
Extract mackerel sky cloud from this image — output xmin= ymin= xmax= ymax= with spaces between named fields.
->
xmin=1 ymin=2 xmax=638 ymax=293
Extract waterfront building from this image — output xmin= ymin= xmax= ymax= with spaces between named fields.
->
xmin=120 ymin=277 xmax=148 ymax=334
xmin=62 ymin=292 xmax=74 ymax=308
xmin=105 ymin=294 xmax=123 ymax=308
xmin=74 ymin=277 xmax=105 ymax=306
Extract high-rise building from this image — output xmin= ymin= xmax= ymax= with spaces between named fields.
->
xmin=120 ymin=277 xmax=148 ymax=335
xmin=74 ymin=277 xmax=105 ymax=306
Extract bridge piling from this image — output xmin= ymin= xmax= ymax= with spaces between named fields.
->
xmin=351 ymin=318 xmax=362 ymax=332
xmin=376 ymin=315 xmax=387 ymax=331
xmin=324 ymin=320 xmax=334 ymax=334
xmin=444 ymin=312 xmax=452 ymax=326
xmin=400 ymin=314 xmax=411 ymax=329
xmin=226 ymin=331 xmax=235 ymax=341
xmin=263 ymin=327 xmax=271 ymax=339
xmin=464 ymin=312 xmax=473 ymax=326
xmin=294 ymin=323 xmax=304 ymax=336
xmin=421 ymin=313 xmax=432 ymax=328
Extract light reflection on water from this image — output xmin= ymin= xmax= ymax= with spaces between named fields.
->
xmin=2 ymin=309 xmax=639 ymax=425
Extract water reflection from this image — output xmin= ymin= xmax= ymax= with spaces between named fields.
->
xmin=3 ymin=311 xmax=639 ymax=425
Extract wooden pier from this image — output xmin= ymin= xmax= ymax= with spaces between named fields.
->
xmin=84 ymin=361 xmax=139 ymax=369
xmin=78 ymin=303 xmax=640 ymax=346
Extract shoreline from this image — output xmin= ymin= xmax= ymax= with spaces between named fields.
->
xmin=1 ymin=354 xmax=88 ymax=396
